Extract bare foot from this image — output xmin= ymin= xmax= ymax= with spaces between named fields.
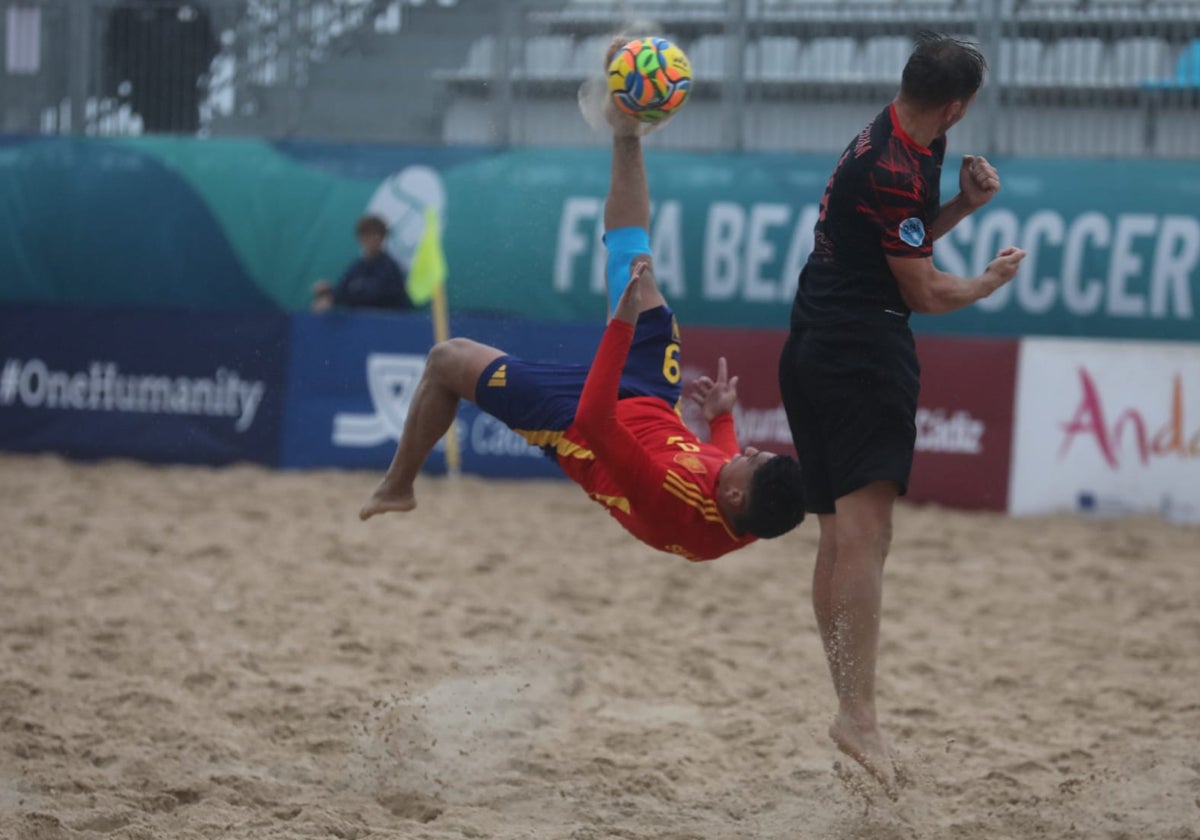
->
xmin=359 ymin=482 xmax=417 ymax=521
xmin=829 ymin=713 xmax=898 ymax=800
xmin=604 ymin=35 xmax=626 ymax=68
xmin=602 ymin=36 xmax=646 ymax=138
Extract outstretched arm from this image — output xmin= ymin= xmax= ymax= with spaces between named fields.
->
xmin=602 ymin=36 xmax=651 ymax=235
xmin=689 ymin=356 xmax=741 ymax=457
xmin=575 ymin=266 xmax=647 ymax=456
xmin=601 ymin=38 xmax=667 ymax=317
xmin=605 ymin=134 xmax=651 ymax=234
xmin=888 ymin=246 xmax=1025 ymax=315
xmin=574 ymin=269 xmax=664 ymax=499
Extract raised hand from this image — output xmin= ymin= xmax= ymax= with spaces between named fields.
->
xmin=603 ymin=36 xmax=643 ymax=137
xmin=982 ymin=246 xmax=1027 ymax=296
xmin=690 ymin=356 xmax=740 ymax=421
xmin=612 ymin=260 xmax=647 ymax=325
xmin=960 ymin=154 xmax=1000 ymax=210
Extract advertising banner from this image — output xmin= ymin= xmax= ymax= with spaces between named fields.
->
xmin=2 ymin=136 xmax=1198 ymax=341
xmin=908 ymin=336 xmax=1020 ymax=512
xmin=1009 ymin=338 xmax=1200 ymax=521
xmin=8 ymin=301 xmax=1192 ymax=522
xmin=0 ymin=305 xmax=288 ymax=465
xmin=679 ymin=325 xmax=794 ymax=457
xmin=279 ymin=310 xmax=605 ymax=478
xmin=673 ymin=326 xmax=1020 ymax=512
xmin=281 ymin=310 xmax=443 ymax=471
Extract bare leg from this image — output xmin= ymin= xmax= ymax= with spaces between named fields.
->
xmin=360 ymin=338 xmax=503 ymax=520
xmin=823 ymin=481 xmax=899 ymax=796
xmin=812 ymin=513 xmax=838 ymax=670
xmin=602 ymin=41 xmax=668 ymax=317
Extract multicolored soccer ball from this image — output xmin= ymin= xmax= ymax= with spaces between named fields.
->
xmin=607 ymin=37 xmax=692 ymax=124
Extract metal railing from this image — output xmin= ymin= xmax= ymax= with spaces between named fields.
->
xmin=0 ymin=0 xmax=397 ymax=136
xmin=204 ymin=0 xmax=394 ymax=135
xmin=2 ymin=0 xmax=1198 ymax=157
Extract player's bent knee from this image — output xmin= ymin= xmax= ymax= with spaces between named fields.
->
xmin=427 ymin=338 xmax=504 ymax=398
xmin=425 ymin=339 xmax=467 ymax=376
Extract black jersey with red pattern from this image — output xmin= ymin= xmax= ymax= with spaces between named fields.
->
xmin=791 ymin=103 xmax=946 ymax=331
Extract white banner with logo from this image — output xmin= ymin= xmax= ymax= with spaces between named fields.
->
xmin=1009 ymin=338 xmax=1200 ymax=522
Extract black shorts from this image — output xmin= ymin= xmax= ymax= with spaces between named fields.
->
xmin=777 ymin=324 xmax=920 ymax=515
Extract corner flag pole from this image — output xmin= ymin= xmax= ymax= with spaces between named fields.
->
xmin=408 ymin=205 xmax=460 ymax=476
xmin=431 ymin=281 xmax=461 ymax=476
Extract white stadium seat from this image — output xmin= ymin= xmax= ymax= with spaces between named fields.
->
xmin=861 ymin=36 xmax=912 ymax=82
xmin=572 ymin=35 xmax=614 ymax=76
xmin=461 ymin=35 xmax=494 ymax=77
xmin=998 ymin=38 xmax=1045 ymax=84
xmin=796 ymin=37 xmax=860 ymax=82
xmin=687 ymin=35 xmax=731 ymax=80
xmin=1042 ymin=38 xmax=1105 ymax=86
xmin=755 ymin=36 xmax=801 ymax=80
xmin=523 ymin=35 xmax=574 ymax=79
xmin=755 ymin=0 xmax=842 ymax=8
xmin=1105 ymin=38 xmax=1173 ymax=85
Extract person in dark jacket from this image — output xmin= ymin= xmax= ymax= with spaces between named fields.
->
xmin=312 ymin=215 xmax=414 ymax=312
xmin=104 ymin=1 xmax=218 ymax=134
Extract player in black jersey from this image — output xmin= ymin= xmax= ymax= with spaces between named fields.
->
xmin=778 ymin=33 xmax=1026 ymax=795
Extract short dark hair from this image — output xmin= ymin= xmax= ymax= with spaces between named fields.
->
xmin=735 ymin=456 xmax=806 ymax=539
xmin=900 ymin=32 xmax=987 ymax=109
xmin=355 ymin=214 xmax=388 ymax=239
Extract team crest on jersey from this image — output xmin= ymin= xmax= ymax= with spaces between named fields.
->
xmin=673 ymin=452 xmax=707 ymax=474
xmin=899 ymin=217 xmax=926 ymax=247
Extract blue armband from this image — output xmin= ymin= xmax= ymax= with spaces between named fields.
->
xmin=603 ymin=226 xmax=653 ymax=314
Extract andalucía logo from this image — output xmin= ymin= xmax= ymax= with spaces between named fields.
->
xmin=1059 ymin=369 xmax=1199 ymax=469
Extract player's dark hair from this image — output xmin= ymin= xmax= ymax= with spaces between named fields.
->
xmin=355 ymin=214 xmax=388 ymax=239
xmin=738 ymin=456 xmax=806 ymax=540
xmin=900 ymin=32 xmax=987 ymax=109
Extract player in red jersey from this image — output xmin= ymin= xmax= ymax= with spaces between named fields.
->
xmin=360 ymin=50 xmax=806 ymax=560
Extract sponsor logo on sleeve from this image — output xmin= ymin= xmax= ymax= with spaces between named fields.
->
xmin=899 ymin=217 xmax=926 ymax=247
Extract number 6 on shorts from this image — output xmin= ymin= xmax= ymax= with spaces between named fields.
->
xmin=662 ymin=343 xmax=681 ymax=384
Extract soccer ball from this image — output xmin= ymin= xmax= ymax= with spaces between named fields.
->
xmin=607 ymin=37 xmax=692 ymax=124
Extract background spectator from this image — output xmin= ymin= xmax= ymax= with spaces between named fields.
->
xmin=104 ymin=1 xmax=218 ymax=134
xmin=312 ymin=215 xmax=414 ymax=313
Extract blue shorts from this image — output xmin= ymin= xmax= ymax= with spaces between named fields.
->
xmin=475 ymin=305 xmax=682 ymax=456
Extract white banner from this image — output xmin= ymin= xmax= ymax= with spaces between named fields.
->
xmin=1009 ymin=338 xmax=1200 ymax=522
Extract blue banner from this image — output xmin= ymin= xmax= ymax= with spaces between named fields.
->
xmin=279 ymin=310 xmax=605 ymax=477
xmin=281 ymin=310 xmax=443 ymax=471
xmin=0 ymin=305 xmax=288 ymax=465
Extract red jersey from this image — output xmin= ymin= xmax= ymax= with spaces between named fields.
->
xmin=557 ymin=319 xmax=756 ymax=561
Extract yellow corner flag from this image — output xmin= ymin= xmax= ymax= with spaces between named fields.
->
xmin=407 ymin=206 xmax=460 ymax=474
xmin=406 ymin=206 xmax=447 ymax=306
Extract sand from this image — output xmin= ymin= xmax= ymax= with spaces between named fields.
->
xmin=0 ymin=452 xmax=1198 ymax=840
